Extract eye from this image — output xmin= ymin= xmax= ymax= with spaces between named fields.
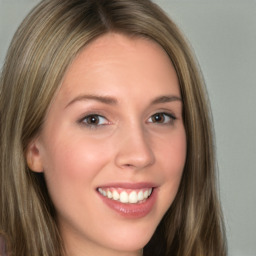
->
xmin=148 ymin=112 xmax=176 ymax=124
xmin=80 ymin=114 xmax=109 ymax=127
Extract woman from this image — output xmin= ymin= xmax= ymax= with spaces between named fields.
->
xmin=0 ymin=0 xmax=227 ymax=255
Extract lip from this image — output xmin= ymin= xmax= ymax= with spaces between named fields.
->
xmin=96 ymin=182 xmax=158 ymax=218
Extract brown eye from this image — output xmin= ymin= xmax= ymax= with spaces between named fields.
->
xmin=148 ymin=113 xmax=176 ymax=124
xmin=80 ymin=114 xmax=109 ymax=127
xmin=151 ymin=113 xmax=165 ymax=123
xmin=86 ymin=115 xmax=100 ymax=125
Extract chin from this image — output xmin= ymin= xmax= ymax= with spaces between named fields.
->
xmin=107 ymin=235 xmax=151 ymax=253
xmin=101 ymin=220 xmax=158 ymax=253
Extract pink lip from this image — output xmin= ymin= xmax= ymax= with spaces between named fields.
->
xmin=96 ymin=183 xmax=158 ymax=218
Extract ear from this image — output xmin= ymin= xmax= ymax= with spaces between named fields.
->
xmin=26 ymin=139 xmax=44 ymax=173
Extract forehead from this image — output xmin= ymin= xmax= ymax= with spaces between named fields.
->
xmin=58 ymin=32 xmax=180 ymax=101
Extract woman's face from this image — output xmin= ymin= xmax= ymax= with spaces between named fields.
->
xmin=27 ymin=33 xmax=186 ymax=256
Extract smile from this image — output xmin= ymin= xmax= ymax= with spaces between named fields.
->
xmin=97 ymin=187 xmax=153 ymax=204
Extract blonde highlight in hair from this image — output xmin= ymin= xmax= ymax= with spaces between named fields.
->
xmin=0 ymin=0 xmax=227 ymax=255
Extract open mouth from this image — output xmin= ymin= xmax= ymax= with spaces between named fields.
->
xmin=97 ymin=187 xmax=153 ymax=204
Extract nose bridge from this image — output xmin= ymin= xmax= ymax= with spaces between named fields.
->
xmin=114 ymin=121 xmax=155 ymax=170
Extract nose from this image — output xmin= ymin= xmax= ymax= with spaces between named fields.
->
xmin=114 ymin=124 xmax=155 ymax=170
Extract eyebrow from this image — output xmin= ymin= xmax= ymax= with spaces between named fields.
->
xmin=65 ymin=94 xmax=118 ymax=108
xmin=65 ymin=94 xmax=182 ymax=108
xmin=151 ymin=95 xmax=182 ymax=104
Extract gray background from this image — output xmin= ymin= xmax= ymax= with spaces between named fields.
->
xmin=0 ymin=0 xmax=255 ymax=255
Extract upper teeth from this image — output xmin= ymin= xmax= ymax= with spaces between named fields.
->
xmin=98 ymin=188 xmax=153 ymax=204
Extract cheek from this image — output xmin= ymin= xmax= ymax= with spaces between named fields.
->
xmin=157 ymin=129 xmax=186 ymax=197
xmin=40 ymin=135 xmax=113 ymax=201
xmin=159 ymin=128 xmax=186 ymax=172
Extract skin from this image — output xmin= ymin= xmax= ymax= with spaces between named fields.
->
xmin=26 ymin=33 xmax=187 ymax=256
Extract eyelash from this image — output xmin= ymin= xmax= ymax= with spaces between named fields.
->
xmin=78 ymin=112 xmax=176 ymax=129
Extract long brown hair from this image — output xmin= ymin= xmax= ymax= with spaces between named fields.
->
xmin=0 ymin=0 xmax=227 ymax=255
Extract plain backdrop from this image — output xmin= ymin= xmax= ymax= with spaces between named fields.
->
xmin=0 ymin=1 xmax=255 ymax=256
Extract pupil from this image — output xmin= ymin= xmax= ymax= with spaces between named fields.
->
xmin=154 ymin=114 xmax=164 ymax=122
xmin=89 ymin=116 xmax=98 ymax=124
